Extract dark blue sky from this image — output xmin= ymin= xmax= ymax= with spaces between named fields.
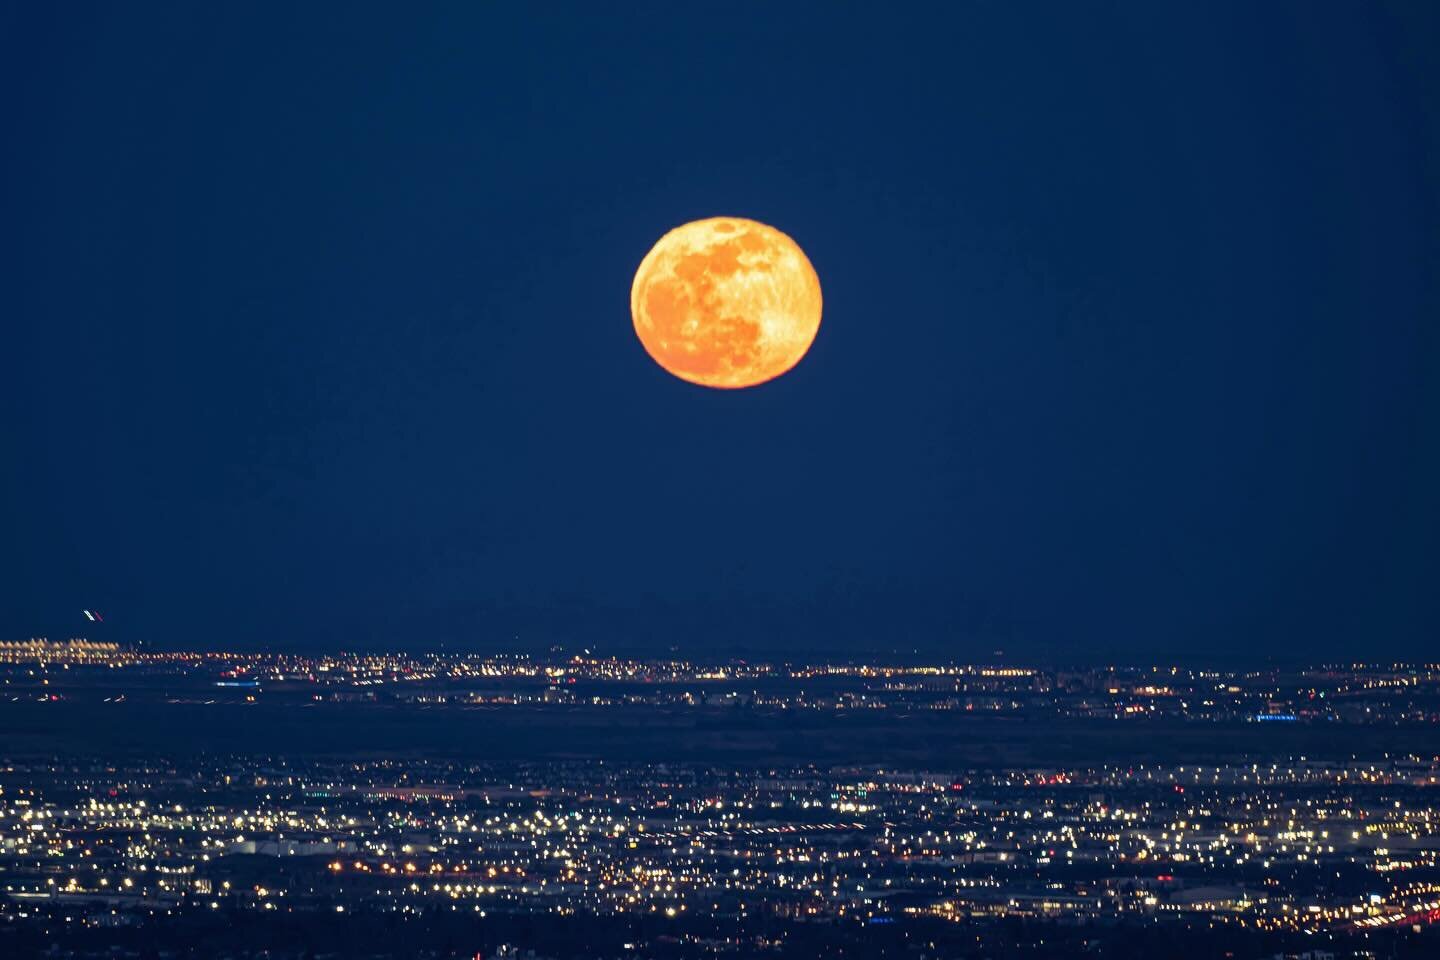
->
xmin=5 ymin=3 xmax=1437 ymax=659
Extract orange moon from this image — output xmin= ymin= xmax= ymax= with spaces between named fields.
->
xmin=631 ymin=217 xmax=822 ymax=389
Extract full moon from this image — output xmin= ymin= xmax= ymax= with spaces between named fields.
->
xmin=631 ymin=217 xmax=822 ymax=389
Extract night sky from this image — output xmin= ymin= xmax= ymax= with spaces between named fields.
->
xmin=5 ymin=3 xmax=1437 ymax=660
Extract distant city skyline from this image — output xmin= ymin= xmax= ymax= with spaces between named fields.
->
xmin=4 ymin=639 xmax=1439 ymax=956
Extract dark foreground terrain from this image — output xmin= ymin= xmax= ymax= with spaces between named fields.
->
xmin=5 ymin=699 xmax=1434 ymax=766
xmin=5 ymin=908 xmax=1438 ymax=960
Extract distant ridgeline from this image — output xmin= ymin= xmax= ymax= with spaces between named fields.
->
xmin=0 ymin=638 xmax=124 ymax=664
